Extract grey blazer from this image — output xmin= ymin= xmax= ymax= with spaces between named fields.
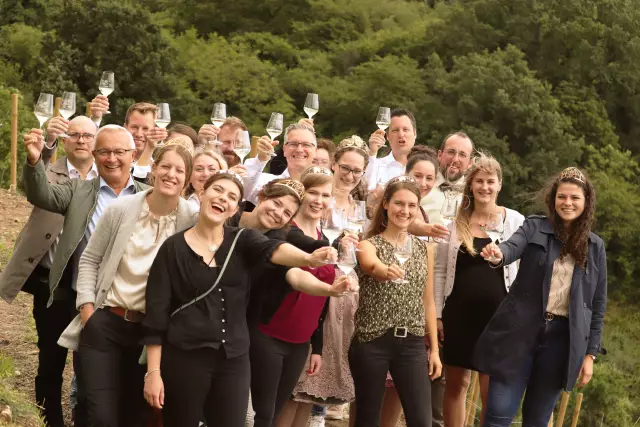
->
xmin=58 ymin=190 xmax=198 ymax=350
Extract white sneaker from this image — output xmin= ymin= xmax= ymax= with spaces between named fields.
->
xmin=309 ymin=414 xmax=326 ymax=427
xmin=325 ymin=404 xmax=345 ymax=420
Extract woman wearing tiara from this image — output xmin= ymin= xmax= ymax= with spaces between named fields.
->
xmin=476 ymin=167 xmax=607 ymax=427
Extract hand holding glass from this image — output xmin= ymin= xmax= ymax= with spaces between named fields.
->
xmin=484 ymin=212 xmax=504 ymax=264
xmin=154 ymin=103 xmax=171 ymax=147
xmin=337 ymin=242 xmax=358 ymax=294
xmin=210 ymin=103 xmax=227 ymax=145
xmin=58 ymin=92 xmax=76 ymax=138
xmin=393 ymin=232 xmax=412 ymax=284
xmin=376 ymin=107 xmax=391 ymax=133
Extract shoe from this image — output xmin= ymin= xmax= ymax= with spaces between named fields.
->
xmin=325 ymin=405 xmax=344 ymax=420
xmin=309 ymin=414 xmax=326 ymax=427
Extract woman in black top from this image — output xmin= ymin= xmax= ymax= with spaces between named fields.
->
xmin=141 ymin=171 xmax=351 ymax=427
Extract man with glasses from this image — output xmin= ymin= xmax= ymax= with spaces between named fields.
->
xmin=0 ymin=116 xmax=99 ymax=427
xmin=243 ymin=122 xmax=317 ymax=204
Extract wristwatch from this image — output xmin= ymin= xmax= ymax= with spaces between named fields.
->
xmin=588 ymin=354 xmax=596 ymax=361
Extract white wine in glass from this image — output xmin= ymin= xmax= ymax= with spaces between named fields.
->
xmin=393 ymin=232 xmax=412 ymax=284
xmin=304 ymin=93 xmax=319 ymax=119
xmin=266 ymin=112 xmax=283 ymax=157
xmin=99 ymin=71 xmax=115 ymax=114
xmin=234 ymin=130 xmax=251 ymax=162
xmin=210 ymin=103 xmax=227 ymax=145
xmin=485 ymin=212 xmax=504 ymax=263
xmin=34 ymin=93 xmax=54 ymax=129
xmin=58 ymin=92 xmax=76 ymax=137
xmin=376 ymin=107 xmax=391 ymax=131
xmin=155 ymin=103 xmax=171 ymax=147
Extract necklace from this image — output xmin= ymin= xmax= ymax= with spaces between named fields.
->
xmin=193 ymin=229 xmax=219 ymax=253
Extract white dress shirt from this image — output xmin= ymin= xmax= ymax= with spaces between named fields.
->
xmin=243 ymin=157 xmax=290 ymax=204
xmin=364 ymin=152 xmax=406 ymax=191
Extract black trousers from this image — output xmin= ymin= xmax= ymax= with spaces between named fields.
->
xmin=78 ymin=308 xmax=149 ymax=427
xmin=161 ymin=342 xmax=251 ymax=427
xmin=249 ymin=327 xmax=310 ymax=427
xmin=348 ymin=329 xmax=432 ymax=427
xmin=29 ymin=264 xmax=77 ymax=427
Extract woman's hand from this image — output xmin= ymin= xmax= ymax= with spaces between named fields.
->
xmin=340 ymin=233 xmax=360 ymax=249
xmin=79 ymin=304 xmax=95 ymax=327
xmin=428 ymin=224 xmax=450 ymax=240
xmin=330 ymin=275 xmax=359 ymax=296
xmin=429 ymin=350 xmax=443 ymax=380
xmin=143 ymin=371 xmax=164 ymax=409
xmin=307 ymin=355 xmax=322 ymax=376
xmin=306 ymin=246 xmax=337 ymax=267
xmin=577 ymin=355 xmax=594 ymax=387
xmin=436 ymin=318 xmax=444 ymax=344
xmin=480 ymin=242 xmax=503 ymax=264
xmin=383 ymin=264 xmax=405 ymax=282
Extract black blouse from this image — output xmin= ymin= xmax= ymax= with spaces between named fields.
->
xmin=142 ymin=226 xmax=284 ymax=358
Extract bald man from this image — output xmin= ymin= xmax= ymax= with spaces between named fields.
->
xmin=0 ymin=115 xmax=99 ymax=426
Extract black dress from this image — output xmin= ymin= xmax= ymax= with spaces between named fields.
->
xmin=442 ymin=237 xmax=506 ymax=370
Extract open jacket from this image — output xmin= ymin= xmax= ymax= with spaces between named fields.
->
xmin=473 ymin=216 xmax=607 ymax=391
xmin=58 ymin=190 xmax=198 ymax=351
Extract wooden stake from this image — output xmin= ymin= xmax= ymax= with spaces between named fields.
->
xmin=570 ymin=393 xmax=584 ymax=427
xmin=86 ymin=102 xmax=92 ymax=117
xmin=249 ymin=135 xmax=260 ymax=158
xmin=548 ymin=414 xmax=555 ymax=427
xmin=465 ymin=372 xmax=479 ymax=426
xmin=556 ymin=392 xmax=570 ymax=427
xmin=51 ymin=97 xmax=62 ymax=164
xmin=10 ymin=93 xmax=18 ymax=192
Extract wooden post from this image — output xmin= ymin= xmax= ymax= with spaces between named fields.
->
xmin=249 ymin=135 xmax=259 ymax=158
xmin=86 ymin=102 xmax=92 ymax=117
xmin=570 ymin=393 xmax=584 ymax=427
xmin=556 ymin=392 xmax=570 ymax=427
xmin=51 ymin=97 xmax=62 ymax=164
xmin=465 ymin=372 xmax=479 ymax=426
xmin=548 ymin=414 xmax=555 ymax=427
xmin=10 ymin=93 xmax=18 ymax=192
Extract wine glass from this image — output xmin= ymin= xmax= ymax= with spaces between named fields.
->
xmin=435 ymin=193 xmax=458 ymax=243
xmin=348 ymin=200 xmax=367 ymax=233
xmin=321 ymin=208 xmax=344 ymax=259
xmin=57 ymin=92 xmax=76 ymax=138
xmin=34 ymin=93 xmax=54 ymax=129
xmin=98 ymin=71 xmax=114 ymax=114
xmin=265 ymin=112 xmax=283 ymax=158
xmin=304 ymin=93 xmax=319 ymax=119
xmin=234 ymin=130 xmax=251 ymax=163
xmin=376 ymin=107 xmax=391 ymax=146
xmin=393 ymin=232 xmax=412 ymax=284
xmin=337 ymin=241 xmax=358 ymax=294
xmin=485 ymin=212 xmax=504 ymax=264
xmin=154 ymin=103 xmax=171 ymax=147
xmin=210 ymin=103 xmax=227 ymax=145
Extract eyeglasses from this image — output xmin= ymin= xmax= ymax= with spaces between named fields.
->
xmin=285 ymin=141 xmax=315 ymax=150
xmin=93 ymin=149 xmax=134 ymax=158
xmin=66 ymin=132 xmax=95 ymax=142
xmin=337 ymin=164 xmax=364 ymax=177
xmin=312 ymin=159 xmax=331 ymax=167
xmin=443 ymin=149 xmax=470 ymax=160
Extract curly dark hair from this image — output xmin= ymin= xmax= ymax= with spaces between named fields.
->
xmin=541 ymin=168 xmax=596 ymax=268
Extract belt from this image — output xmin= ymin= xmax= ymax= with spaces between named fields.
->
xmin=393 ymin=327 xmax=408 ymax=338
xmin=105 ymin=306 xmax=145 ymax=323
xmin=544 ymin=312 xmax=567 ymax=322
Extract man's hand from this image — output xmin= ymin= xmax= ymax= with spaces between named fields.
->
xmin=45 ymin=117 xmax=69 ymax=144
xmin=146 ymin=127 xmax=168 ymax=149
xmin=298 ymin=118 xmax=315 ymax=131
xmin=369 ymin=129 xmax=386 ymax=156
xmin=90 ymin=95 xmax=110 ymax=120
xmin=24 ymin=129 xmax=45 ymax=166
xmin=256 ymin=136 xmax=277 ymax=162
xmin=229 ymin=164 xmax=248 ymax=177
xmin=198 ymin=125 xmax=221 ymax=146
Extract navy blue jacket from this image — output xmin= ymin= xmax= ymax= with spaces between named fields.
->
xmin=473 ymin=216 xmax=607 ymax=391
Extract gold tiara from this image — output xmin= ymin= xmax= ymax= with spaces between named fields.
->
xmin=214 ymin=170 xmax=244 ymax=190
xmin=559 ymin=167 xmax=585 ymax=184
xmin=300 ymin=166 xmax=333 ymax=181
xmin=336 ymin=135 xmax=368 ymax=157
xmin=385 ymin=175 xmax=418 ymax=188
xmin=272 ymin=178 xmax=306 ymax=201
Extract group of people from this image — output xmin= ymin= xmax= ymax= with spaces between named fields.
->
xmin=0 ymin=96 xmax=607 ymax=427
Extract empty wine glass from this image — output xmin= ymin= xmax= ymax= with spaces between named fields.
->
xmin=98 ymin=71 xmax=114 ymax=114
xmin=321 ymin=208 xmax=344 ymax=264
xmin=234 ymin=130 xmax=251 ymax=163
xmin=337 ymin=241 xmax=358 ymax=294
xmin=304 ymin=93 xmax=319 ymax=119
xmin=34 ymin=93 xmax=54 ymax=129
xmin=376 ymin=107 xmax=391 ymax=146
xmin=393 ymin=232 xmax=412 ymax=284
xmin=265 ymin=112 xmax=283 ymax=158
xmin=154 ymin=103 xmax=171 ymax=147
xmin=210 ymin=103 xmax=227 ymax=145
xmin=485 ymin=212 xmax=504 ymax=264
xmin=435 ymin=193 xmax=459 ymax=243
xmin=348 ymin=200 xmax=367 ymax=233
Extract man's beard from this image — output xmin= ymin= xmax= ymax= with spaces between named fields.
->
xmin=441 ymin=164 xmax=464 ymax=182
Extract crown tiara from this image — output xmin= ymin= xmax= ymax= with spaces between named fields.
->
xmin=559 ymin=167 xmax=585 ymax=184
xmin=385 ymin=175 xmax=418 ymax=188
xmin=272 ymin=178 xmax=306 ymax=201
xmin=214 ymin=170 xmax=244 ymax=189
xmin=300 ymin=166 xmax=333 ymax=181
xmin=336 ymin=135 xmax=368 ymax=157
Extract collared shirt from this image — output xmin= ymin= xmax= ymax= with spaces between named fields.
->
xmin=364 ymin=152 xmax=406 ymax=191
xmin=41 ymin=161 xmax=99 ymax=269
xmin=104 ymin=198 xmax=178 ymax=312
xmin=546 ymin=255 xmax=576 ymax=317
xmin=243 ymin=157 xmax=290 ymax=204
xmin=421 ymin=172 xmax=465 ymax=225
xmin=132 ymin=160 xmax=153 ymax=180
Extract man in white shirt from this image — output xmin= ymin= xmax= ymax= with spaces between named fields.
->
xmin=421 ymin=132 xmax=475 ymax=225
xmin=364 ymin=108 xmax=417 ymax=191
xmin=243 ymin=122 xmax=317 ymax=204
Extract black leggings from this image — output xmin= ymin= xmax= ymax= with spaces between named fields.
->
xmin=348 ymin=329 xmax=432 ymax=427
xmin=250 ymin=327 xmax=310 ymax=427
xmin=161 ymin=342 xmax=250 ymax=427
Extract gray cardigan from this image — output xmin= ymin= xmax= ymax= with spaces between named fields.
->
xmin=58 ymin=190 xmax=197 ymax=350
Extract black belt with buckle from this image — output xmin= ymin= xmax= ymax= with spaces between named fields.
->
xmin=393 ymin=327 xmax=408 ymax=338
xmin=544 ymin=312 xmax=557 ymax=322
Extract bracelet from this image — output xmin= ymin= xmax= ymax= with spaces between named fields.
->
xmin=144 ymin=368 xmax=160 ymax=381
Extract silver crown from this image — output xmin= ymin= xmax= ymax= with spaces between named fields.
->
xmin=300 ymin=166 xmax=333 ymax=181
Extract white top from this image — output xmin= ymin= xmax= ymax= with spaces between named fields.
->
xmin=104 ymin=199 xmax=178 ymax=312
xmin=420 ymin=172 xmax=465 ymax=226
xmin=434 ymin=207 xmax=525 ymax=318
xmin=546 ymin=255 xmax=576 ymax=317
xmin=363 ymin=152 xmax=405 ymax=191
xmin=243 ymin=157 xmax=290 ymax=204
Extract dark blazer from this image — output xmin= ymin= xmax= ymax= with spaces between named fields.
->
xmin=473 ymin=216 xmax=607 ymax=391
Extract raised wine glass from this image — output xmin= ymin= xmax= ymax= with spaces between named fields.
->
xmin=234 ymin=130 xmax=251 ymax=163
xmin=209 ymin=103 xmax=227 ymax=146
xmin=304 ymin=93 xmax=319 ymax=119
xmin=154 ymin=103 xmax=171 ymax=147
xmin=376 ymin=107 xmax=391 ymax=146
xmin=484 ymin=212 xmax=504 ymax=264
xmin=435 ymin=194 xmax=458 ymax=243
xmin=337 ymin=241 xmax=358 ymax=294
xmin=34 ymin=93 xmax=54 ymax=129
xmin=393 ymin=232 xmax=412 ymax=284
xmin=265 ymin=112 xmax=283 ymax=158
xmin=98 ymin=71 xmax=114 ymax=114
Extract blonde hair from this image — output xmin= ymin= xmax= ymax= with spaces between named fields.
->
xmin=163 ymin=138 xmax=195 ymax=156
xmin=183 ymin=149 xmax=229 ymax=198
xmin=455 ymin=153 xmax=503 ymax=256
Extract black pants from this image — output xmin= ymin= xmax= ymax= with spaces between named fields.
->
xmin=161 ymin=342 xmax=251 ymax=426
xmin=78 ymin=308 xmax=149 ymax=427
xmin=29 ymin=264 xmax=77 ymax=427
xmin=349 ymin=329 xmax=432 ymax=427
xmin=250 ymin=327 xmax=310 ymax=427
